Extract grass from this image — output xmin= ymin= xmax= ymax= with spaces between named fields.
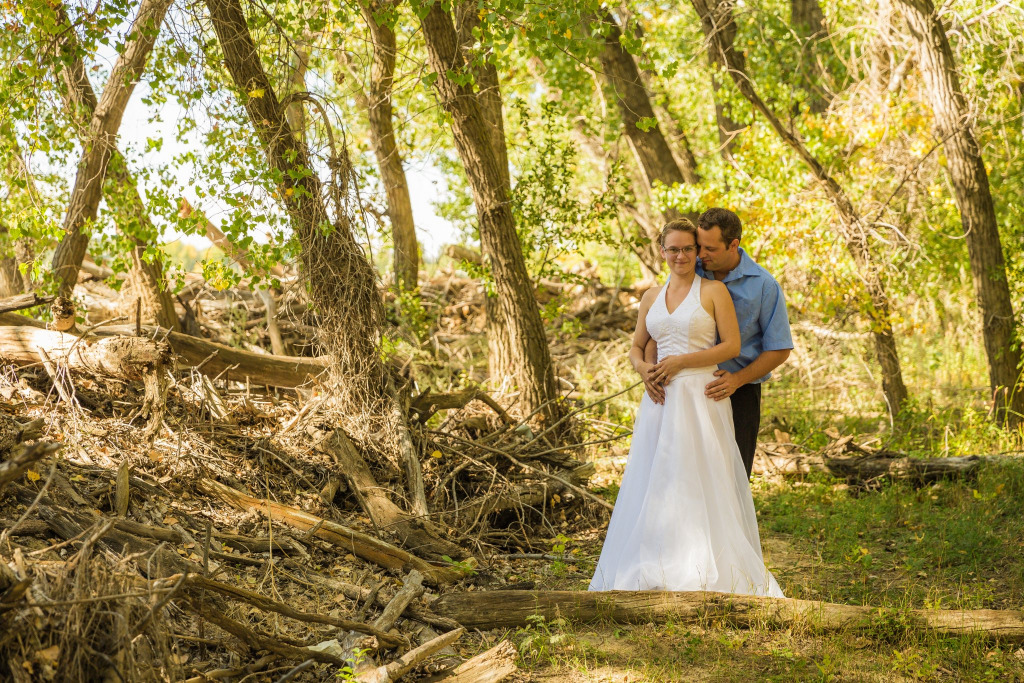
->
xmin=510 ymin=345 xmax=1024 ymax=680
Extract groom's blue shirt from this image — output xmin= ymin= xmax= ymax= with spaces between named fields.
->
xmin=697 ymin=248 xmax=793 ymax=383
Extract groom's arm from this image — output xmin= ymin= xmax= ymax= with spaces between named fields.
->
xmin=644 ymin=338 xmax=657 ymax=365
xmin=705 ymin=278 xmax=793 ymax=401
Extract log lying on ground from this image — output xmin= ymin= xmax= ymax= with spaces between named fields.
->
xmin=755 ymin=451 xmax=985 ymax=484
xmin=0 ymin=316 xmax=326 ymax=388
xmin=438 ymin=640 xmax=518 ymax=683
xmin=360 ymin=628 xmax=465 ymax=683
xmin=96 ymin=324 xmax=327 ymax=388
xmin=432 ymin=590 xmax=1024 ymax=641
xmin=0 ymin=326 xmax=170 ymax=381
xmin=198 ymin=478 xmax=461 ymax=585
xmin=320 ymin=430 xmax=472 ymax=561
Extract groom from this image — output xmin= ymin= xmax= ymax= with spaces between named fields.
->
xmin=644 ymin=208 xmax=793 ymax=478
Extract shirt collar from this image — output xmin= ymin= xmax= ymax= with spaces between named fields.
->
xmin=698 ymin=248 xmax=755 ymax=282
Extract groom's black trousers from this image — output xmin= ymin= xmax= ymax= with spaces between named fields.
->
xmin=730 ymin=383 xmax=762 ymax=478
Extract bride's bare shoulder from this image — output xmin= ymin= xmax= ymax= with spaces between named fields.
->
xmin=639 ymin=285 xmax=663 ymax=306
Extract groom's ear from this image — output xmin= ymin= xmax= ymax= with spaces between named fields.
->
xmin=728 ymin=238 xmax=740 ymax=252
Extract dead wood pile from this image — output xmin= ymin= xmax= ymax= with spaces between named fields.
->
xmin=0 ymin=270 xmax=642 ymax=680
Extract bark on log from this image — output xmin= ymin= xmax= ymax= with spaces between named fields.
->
xmin=0 ymin=293 xmax=52 ymax=315
xmin=321 ymin=430 xmax=471 ymax=561
xmin=197 ymin=478 xmax=461 ymax=585
xmin=360 ymin=628 xmax=465 ymax=683
xmin=97 ymin=324 xmax=327 ymax=388
xmin=0 ymin=327 xmax=170 ymax=381
xmin=754 ymin=451 xmax=985 ymax=484
xmin=438 ymin=640 xmax=518 ymax=683
xmin=433 ymin=590 xmax=1024 ymax=641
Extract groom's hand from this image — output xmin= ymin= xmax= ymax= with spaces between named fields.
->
xmin=705 ymin=369 xmax=742 ymax=401
xmin=643 ymin=372 xmax=665 ymax=404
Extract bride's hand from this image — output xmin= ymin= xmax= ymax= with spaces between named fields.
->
xmin=650 ymin=355 xmax=686 ymax=385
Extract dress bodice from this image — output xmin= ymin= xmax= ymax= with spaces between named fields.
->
xmin=645 ymin=277 xmax=717 ymax=363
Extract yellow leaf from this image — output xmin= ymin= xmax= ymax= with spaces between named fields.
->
xmin=478 ymin=9 xmax=487 ymax=19
xmin=430 ymin=450 xmax=443 ymax=459
xmin=564 ymin=28 xmax=572 ymax=39
xmin=284 ymin=187 xmax=294 ymax=197
xmin=247 ymin=88 xmax=265 ymax=99
xmin=26 ymin=469 xmax=40 ymax=482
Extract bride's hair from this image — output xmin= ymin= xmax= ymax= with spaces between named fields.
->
xmin=659 ymin=218 xmax=697 ymax=246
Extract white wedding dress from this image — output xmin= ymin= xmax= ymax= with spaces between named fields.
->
xmin=589 ymin=277 xmax=784 ymax=597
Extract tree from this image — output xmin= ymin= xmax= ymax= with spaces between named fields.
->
xmin=689 ymin=0 xmax=910 ymax=415
xmin=48 ymin=0 xmax=179 ymax=330
xmin=49 ymin=0 xmax=174 ymax=298
xmin=895 ymin=0 xmax=1024 ymax=425
xmin=351 ymin=0 xmax=420 ymax=293
xmin=416 ymin=0 xmax=560 ymax=422
xmin=592 ymin=11 xmax=696 ymax=274
xmin=790 ymin=0 xmax=832 ymax=113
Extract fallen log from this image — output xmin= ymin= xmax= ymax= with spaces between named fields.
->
xmin=198 ymin=478 xmax=461 ymax=585
xmin=0 ymin=326 xmax=170 ymax=381
xmin=96 ymin=324 xmax=328 ymax=388
xmin=432 ymin=590 xmax=1024 ymax=642
xmin=0 ymin=292 xmax=53 ymax=315
xmin=0 ymin=315 xmax=328 ymax=389
xmin=438 ymin=640 xmax=518 ymax=683
xmin=359 ymin=628 xmax=465 ymax=683
xmin=755 ymin=451 xmax=985 ymax=484
xmin=320 ymin=430 xmax=472 ymax=561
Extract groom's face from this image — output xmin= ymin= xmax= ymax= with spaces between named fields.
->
xmin=698 ymin=226 xmax=740 ymax=273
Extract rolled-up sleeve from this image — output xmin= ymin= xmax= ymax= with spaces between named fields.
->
xmin=760 ymin=280 xmax=794 ymax=351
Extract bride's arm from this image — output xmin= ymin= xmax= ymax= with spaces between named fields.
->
xmin=629 ymin=288 xmax=659 ymax=377
xmin=650 ymin=281 xmax=741 ymax=382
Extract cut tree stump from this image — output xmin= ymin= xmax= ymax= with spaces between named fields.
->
xmin=198 ymin=478 xmax=461 ymax=585
xmin=432 ymin=590 xmax=1024 ymax=642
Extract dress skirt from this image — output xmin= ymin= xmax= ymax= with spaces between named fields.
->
xmin=589 ymin=367 xmax=784 ymax=597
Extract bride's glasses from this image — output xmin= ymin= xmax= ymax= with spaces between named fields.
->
xmin=663 ymin=246 xmax=697 ymax=256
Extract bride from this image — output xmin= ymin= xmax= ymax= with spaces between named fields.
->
xmin=589 ymin=219 xmax=783 ymax=597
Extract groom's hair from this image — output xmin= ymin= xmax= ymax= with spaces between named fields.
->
xmin=698 ymin=208 xmax=742 ymax=245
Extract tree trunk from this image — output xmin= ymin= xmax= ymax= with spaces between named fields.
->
xmin=49 ymin=0 xmax=173 ymax=297
xmin=433 ymin=590 xmax=1024 ymax=641
xmin=596 ymin=12 xmax=692 ymax=194
xmin=359 ymin=1 xmax=420 ymax=292
xmin=205 ymin=0 xmax=387 ymax=410
xmin=895 ymin=0 xmax=1024 ymax=426
xmin=418 ymin=2 xmax=559 ymax=422
xmin=690 ymin=0 xmax=909 ymax=415
xmin=49 ymin=5 xmax=180 ymax=330
xmin=594 ymin=11 xmax=695 ymax=269
xmin=790 ymin=0 xmax=832 ymax=113
xmin=452 ymin=3 xmax=521 ymax=385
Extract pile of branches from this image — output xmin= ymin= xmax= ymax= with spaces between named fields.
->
xmin=0 ymin=274 xmax=625 ymax=680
